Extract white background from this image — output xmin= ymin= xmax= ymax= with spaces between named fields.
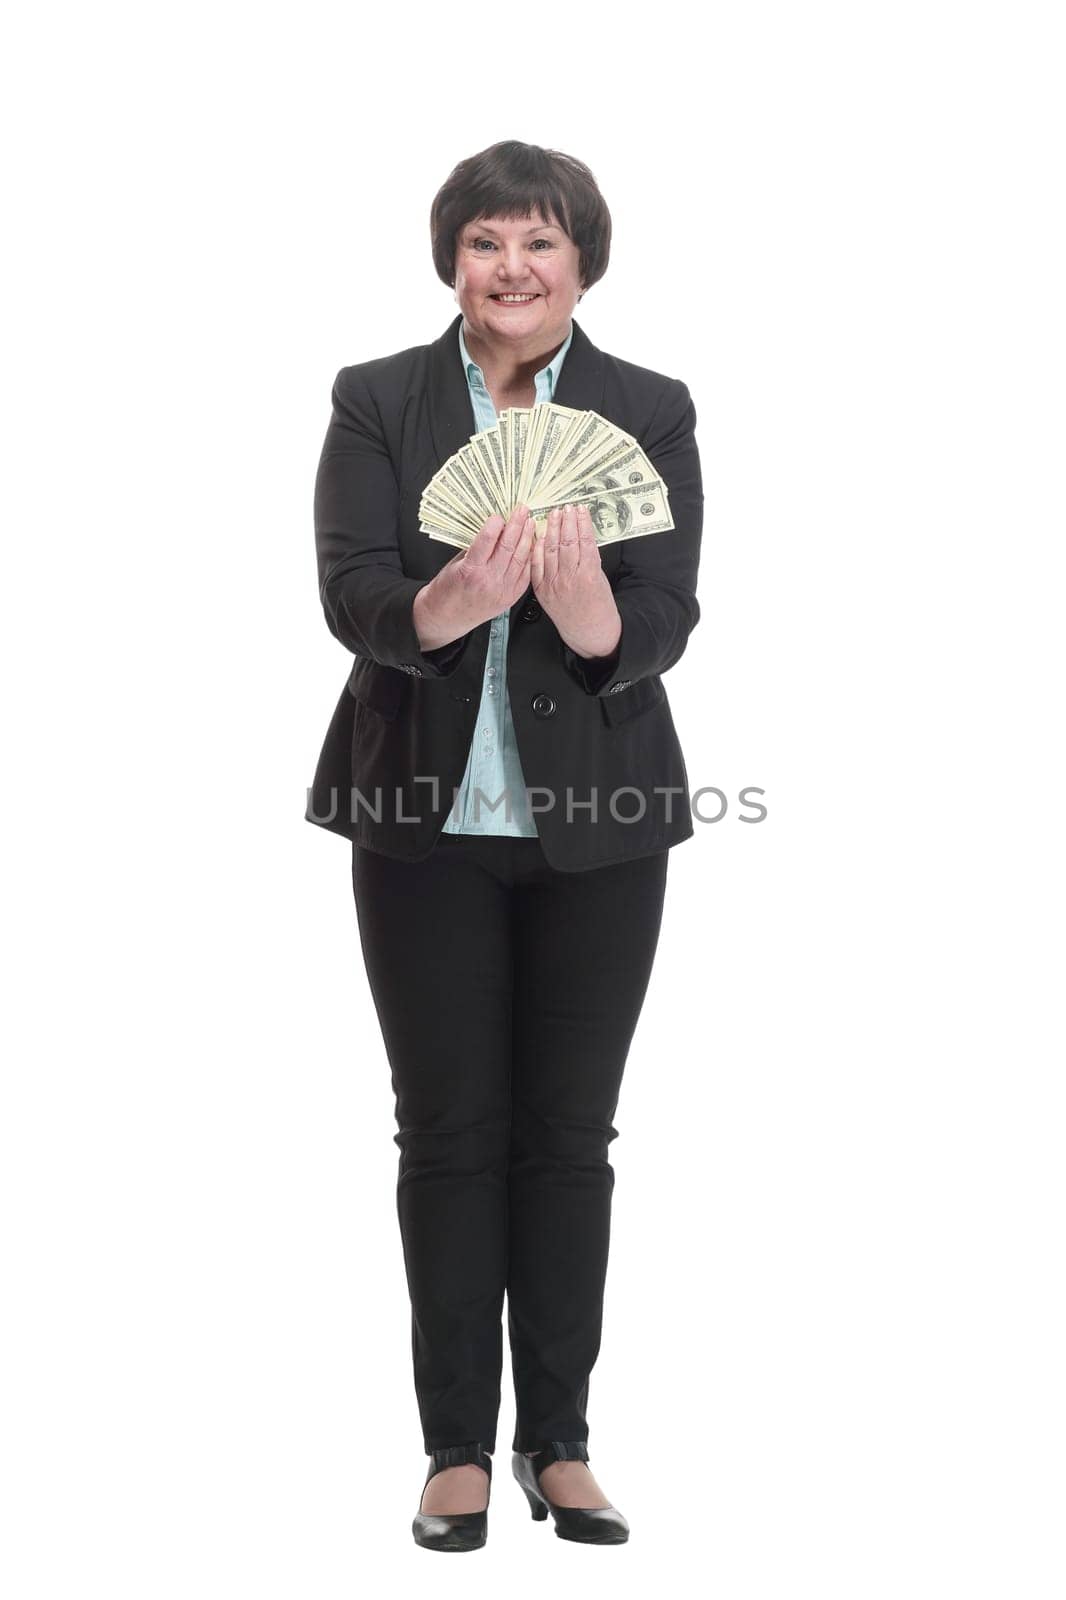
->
xmin=3 ymin=2 xmax=1063 ymax=1594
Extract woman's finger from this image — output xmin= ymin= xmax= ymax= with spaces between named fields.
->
xmin=494 ymin=502 xmax=530 ymax=565
xmin=529 ymin=514 xmax=543 ymax=591
xmin=464 ymin=512 xmax=507 ymax=567
xmin=542 ymin=505 xmax=562 ymax=587
xmin=575 ymin=503 xmax=599 ymax=568
xmin=511 ymin=513 xmax=535 ymax=575
xmin=557 ymin=503 xmax=580 ymax=581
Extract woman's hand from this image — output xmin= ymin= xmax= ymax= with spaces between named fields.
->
xmin=530 ymin=503 xmax=622 ymax=660
xmin=413 ymin=504 xmax=536 ymax=650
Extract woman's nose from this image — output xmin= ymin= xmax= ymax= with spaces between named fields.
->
xmin=498 ymin=247 xmax=530 ymax=281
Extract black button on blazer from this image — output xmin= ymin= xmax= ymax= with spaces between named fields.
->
xmin=306 ymin=313 xmax=705 ymax=873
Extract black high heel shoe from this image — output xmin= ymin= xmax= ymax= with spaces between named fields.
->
xmin=411 ymin=1442 xmax=492 ymax=1552
xmin=512 ymin=1440 xmax=629 ymax=1544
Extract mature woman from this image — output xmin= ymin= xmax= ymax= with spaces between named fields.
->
xmin=307 ymin=140 xmax=704 ymax=1551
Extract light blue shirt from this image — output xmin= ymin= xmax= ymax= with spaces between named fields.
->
xmin=441 ymin=319 xmax=574 ymax=835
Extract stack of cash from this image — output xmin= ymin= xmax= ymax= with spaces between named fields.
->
xmin=418 ymin=403 xmax=674 ymax=550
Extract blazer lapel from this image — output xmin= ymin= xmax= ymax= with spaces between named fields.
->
xmin=426 ymin=313 xmax=479 ymax=470
xmin=551 ymin=316 xmax=607 ymax=416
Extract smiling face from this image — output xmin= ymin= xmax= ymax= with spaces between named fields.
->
xmin=453 ymin=210 xmax=585 ymax=360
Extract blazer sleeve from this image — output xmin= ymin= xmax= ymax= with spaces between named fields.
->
xmin=561 ymin=376 xmax=704 ymax=695
xmin=313 ymin=365 xmax=469 ymax=676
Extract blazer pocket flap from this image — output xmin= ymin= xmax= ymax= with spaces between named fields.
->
xmin=346 ymin=656 xmax=407 ymax=721
xmin=599 ymin=674 xmax=665 ymax=727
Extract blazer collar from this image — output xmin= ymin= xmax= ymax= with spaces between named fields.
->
xmin=426 ymin=312 xmax=607 ymax=476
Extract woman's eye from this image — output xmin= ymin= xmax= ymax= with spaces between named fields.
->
xmin=470 ymin=238 xmax=555 ymax=251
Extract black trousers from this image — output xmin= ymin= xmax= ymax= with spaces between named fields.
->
xmin=350 ymin=831 xmax=670 ymax=1458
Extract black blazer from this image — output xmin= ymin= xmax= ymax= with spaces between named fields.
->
xmin=306 ymin=312 xmax=705 ymax=873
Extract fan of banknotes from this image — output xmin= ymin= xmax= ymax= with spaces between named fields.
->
xmin=418 ymin=403 xmax=674 ymax=550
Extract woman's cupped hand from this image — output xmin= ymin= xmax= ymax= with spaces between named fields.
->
xmin=428 ymin=503 xmax=538 ymax=637
xmin=530 ymin=503 xmax=622 ymax=660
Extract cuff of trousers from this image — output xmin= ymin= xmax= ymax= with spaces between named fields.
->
xmin=512 ymin=1438 xmax=590 ymax=1465
xmin=424 ymin=1440 xmax=494 ymax=1466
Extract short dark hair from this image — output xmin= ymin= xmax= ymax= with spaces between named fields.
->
xmin=430 ymin=140 xmax=612 ymax=297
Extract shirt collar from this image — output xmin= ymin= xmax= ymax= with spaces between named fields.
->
xmin=458 ymin=319 xmax=574 ymax=399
